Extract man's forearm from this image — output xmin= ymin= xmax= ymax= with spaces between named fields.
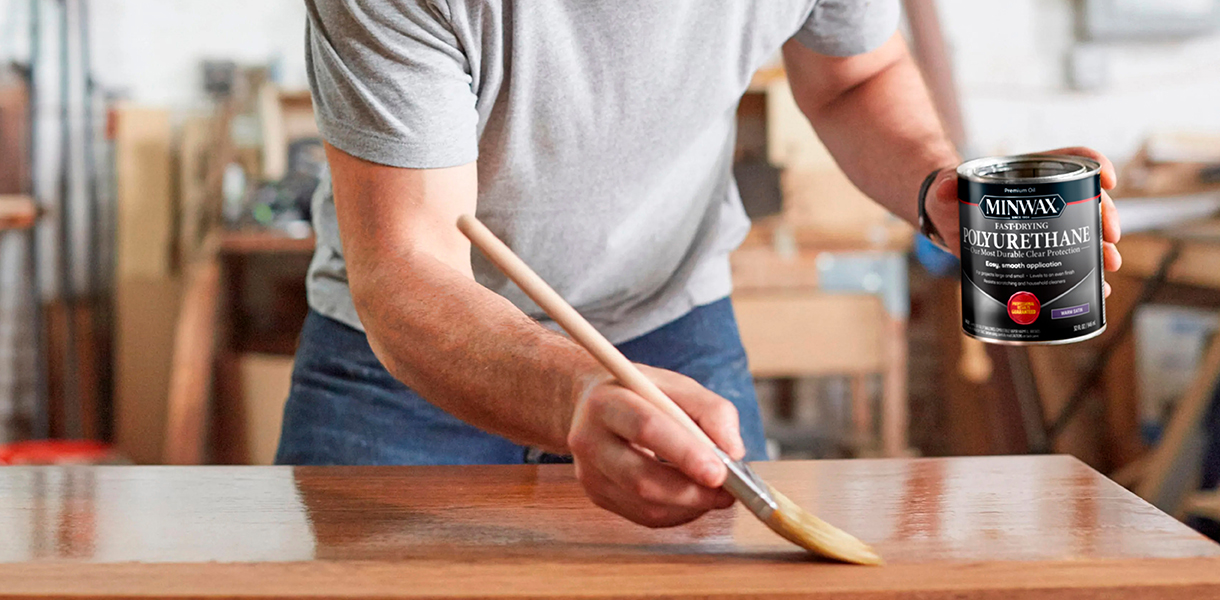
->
xmin=326 ymin=148 xmax=605 ymax=455
xmin=785 ymin=36 xmax=959 ymax=226
xmin=352 ymin=249 xmax=606 ymax=454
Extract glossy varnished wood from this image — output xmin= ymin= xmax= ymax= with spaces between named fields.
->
xmin=1 ymin=456 xmax=1218 ymax=599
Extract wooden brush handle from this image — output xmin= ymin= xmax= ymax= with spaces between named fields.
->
xmin=456 ymin=215 xmax=719 ymax=452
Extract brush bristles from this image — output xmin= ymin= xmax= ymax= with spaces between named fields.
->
xmin=763 ymin=485 xmax=884 ymax=565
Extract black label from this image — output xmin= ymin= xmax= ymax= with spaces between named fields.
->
xmin=959 ymin=174 xmax=1105 ymax=343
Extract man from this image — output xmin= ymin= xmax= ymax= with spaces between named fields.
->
xmin=277 ymin=0 xmax=1123 ymax=528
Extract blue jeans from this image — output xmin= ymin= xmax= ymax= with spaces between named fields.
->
xmin=275 ymin=297 xmax=768 ymax=465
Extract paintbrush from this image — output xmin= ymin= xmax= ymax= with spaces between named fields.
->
xmin=457 ymin=214 xmax=882 ymax=565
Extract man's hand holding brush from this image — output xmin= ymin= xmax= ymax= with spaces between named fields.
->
xmin=570 ymin=366 xmax=746 ymax=527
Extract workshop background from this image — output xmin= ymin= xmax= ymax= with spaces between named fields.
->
xmin=2 ymin=0 xmax=1220 ymax=539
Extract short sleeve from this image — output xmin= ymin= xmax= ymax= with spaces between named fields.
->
xmin=793 ymin=0 xmax=901 ymax=57
xmin=305 ymin=0 xmax=478 ymax=169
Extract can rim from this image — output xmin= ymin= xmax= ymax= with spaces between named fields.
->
xmin=957 ymin=154 xmax=1102 ymax=184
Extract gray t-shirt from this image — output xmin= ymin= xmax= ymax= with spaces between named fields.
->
xmin=305 ymin=0 xmax=899 ymax=343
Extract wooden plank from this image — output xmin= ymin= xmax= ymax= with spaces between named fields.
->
xmin=729 ymin=245 xmax=820 ymax=293
xmin=278 ymin=90 xmax=319 ymax=142
xmin=0 ymin=195 xmax=36 ymax=231
xmin=937 ymin=282 xmax=994 ymax=455
xmin=1028 ymin=345 xmax=1102 ymax=464
xmin=162 ymin=238 xmax=221 ymax=465
xmin=114 ymin=105 xmax=174 ymax=279
xmin=740 ymin=216 xmax=913 ymax=254
xmin=113 ymin=277 xmax=182 ymax=465
xmin=0 ymin=76 xmax=28 ymax=194
xmin=113 ymin=106 xmax=181 ymax=460
xmin=177 ymin=116 xmax=212 ymax=265
xmin=1137 ymin=328 xmax=1220 ymax=507
xmin=258 ymin=83 xmax=287 ymax=181
xmin=733 ymin=292 xmax=886 ymax=377
xmin=1118 ymin=232 xmax=1220 ymax=291
xmin=1100 ymin=272 xmax=1148 ymax=470
xmin=0 ymin=456 xmax=1218 ymax=599
xmin=237 ymin=353 xmax=294 ymax=465
xmin=780 ymin=165 xmax=912 ymax=245
xmin=259 ymin=86 xmax=318 ymax=181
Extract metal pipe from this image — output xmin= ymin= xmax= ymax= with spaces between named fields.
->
xmin=56 ymin=0 xmax=81 ymax=438
xmin=79 ymin=0 xmax=97 ymax=295
xmin=78 ymin=0 xmax=109 ymax=441
xmin=27 ymin=0 xmax=50 ymax=440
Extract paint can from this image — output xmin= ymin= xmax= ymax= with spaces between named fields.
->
xmin=958 ymin=154 xmax=1105 ymax=345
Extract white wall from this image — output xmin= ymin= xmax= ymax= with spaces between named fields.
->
xmin=87 ymin=0 xmax=309 ymax=110
xmin=939 ymin=0 xmax=1220 ymax=162
xmin=1 ymin=0 xmax=309 ymax=109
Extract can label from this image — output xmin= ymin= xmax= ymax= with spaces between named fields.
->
xmin=959 ymin=158 xmax=1105 ymax=344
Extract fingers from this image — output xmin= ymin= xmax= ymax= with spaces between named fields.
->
xmin=1039 ymin=147 xmax=1117 ymax=189
xmin=925 ymin=172 xmax=961 ymax=255
xmin=590 ymin=386 xmax=728 ymax=488
xmin=1104 ymin=241 xmax=1122 ymax=272
xmin=933 ymin=167 xmax=959 ymax=201
xmin=583 ymin=425 xmax=734 ymax=511
xmin=1104 ymin=281 xmax=1112 ymax=298
xmin=1101 ymin=191 xmax=1121 ymax=244
xmin=568 ymin=380 xmax=739 ymax=528
xmin=639 ymin=365 xmax=745 ymax=461
xmin=575 ymin=460 xmax=717 ymax=528
xmin=567 ymin=368 xmax=751 ymax=529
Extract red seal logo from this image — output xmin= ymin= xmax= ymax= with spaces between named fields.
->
xmin=1007 ymin=292 xmax=1040 ymax=325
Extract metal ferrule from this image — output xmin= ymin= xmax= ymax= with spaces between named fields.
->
xmin=713 ymin=448 xmax=778 ymax=520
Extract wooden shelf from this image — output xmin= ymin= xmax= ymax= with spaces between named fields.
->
xmin=218 ymin=228 xmax=313 ymax=356
xmin=220 ymin=229 xmax=315 ymax=254
xmin=0 ymin=194 xmax=36 ymax=231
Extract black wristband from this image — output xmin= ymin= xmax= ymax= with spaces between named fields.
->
xmin=918 ymin=168 xmax=949 ymax=250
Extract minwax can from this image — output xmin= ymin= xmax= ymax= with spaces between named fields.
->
xmin=958 ymin=154 xmax=1105 ymax=345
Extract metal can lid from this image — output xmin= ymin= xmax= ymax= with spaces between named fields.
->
xmin=957 ymin=154 xmax=1101 ymax=184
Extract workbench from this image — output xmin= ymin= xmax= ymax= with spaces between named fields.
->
xmin=2 ymin=455 xmax=1217 ymax=599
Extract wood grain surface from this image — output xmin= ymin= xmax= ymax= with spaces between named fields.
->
xmin=1 ymin=455 xmax=1218 ymax=599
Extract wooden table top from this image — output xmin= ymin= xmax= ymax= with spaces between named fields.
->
xmin=2 ymin=455 xmax=1218 ymax=599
